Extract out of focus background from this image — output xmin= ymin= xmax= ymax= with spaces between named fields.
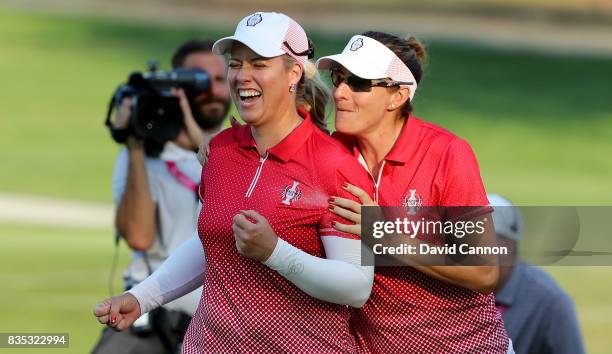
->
xmin=0 ymin=0 xmax=610 ymax=353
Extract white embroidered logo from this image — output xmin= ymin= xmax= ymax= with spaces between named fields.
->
xmin=350 ymin=38 xmax=364 ymax=51
xmin=402 ymin=189 xmax=422 ymax=215
xmin=247 ymin=13 xmax=262 ymax=26
xmin=281 ymin=181 xmax=302 ymax=205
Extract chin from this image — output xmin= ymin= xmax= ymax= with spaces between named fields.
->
xmin=237 ymin=110 xmax=262 ymax=126
xmin=334 ymin=115 xmax=359 ymax=135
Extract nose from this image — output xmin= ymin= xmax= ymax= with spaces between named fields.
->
xmin=234 ymin=64 xmax=253 ymax=84
xmin=333 ymin=81 xmax=350 ymax=102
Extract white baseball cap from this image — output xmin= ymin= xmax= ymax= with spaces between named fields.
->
xmin=212 ymin=12 xmax=312 ymax=67
xmin=488 ymin=194 xmax=523 ymax=241
xmin=316 ymin=35 xmax=418 ymax=100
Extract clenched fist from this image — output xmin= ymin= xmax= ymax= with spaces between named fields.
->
xmin=232 ymin=210 xmax=278 ymax=262
xmin=93 ymin=293 xmax=142 ymax=331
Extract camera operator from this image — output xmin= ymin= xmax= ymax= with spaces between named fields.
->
xmin=92 ymin=39 xmax=230 ymax=354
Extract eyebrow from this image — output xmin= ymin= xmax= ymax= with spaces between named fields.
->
xmin=229 ymin=56 xmax=267 ymax=62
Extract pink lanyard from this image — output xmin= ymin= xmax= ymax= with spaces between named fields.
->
xmin=165 ymin=161 xmax=198 ymax=193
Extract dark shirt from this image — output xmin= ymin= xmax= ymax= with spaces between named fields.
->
xmin=495 ymin=261 xmax=585 ymax=354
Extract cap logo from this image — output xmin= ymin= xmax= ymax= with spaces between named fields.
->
xmin=350 ymin=38 xmax=363 ymax=51
xmin=247 ymin=14 xmax=262 ymax=27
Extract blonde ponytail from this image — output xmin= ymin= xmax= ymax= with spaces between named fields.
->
xmin=284 ymin=56 xmax=331 ymax=134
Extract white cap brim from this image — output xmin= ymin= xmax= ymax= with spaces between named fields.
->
xmin=316 ymin=54 xmax=387 ymax=80
xmin=212 ymin=36 xmax=285 ymax=58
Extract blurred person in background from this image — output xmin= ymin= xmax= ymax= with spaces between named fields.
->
xmin=91 ymin=38 xmax=230 ymax=354
xmin=489 ymin=194 xmax=585 ymax=354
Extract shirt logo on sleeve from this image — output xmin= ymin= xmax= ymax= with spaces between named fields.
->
xmin=402 ymin=189 xmax=422 ymax=215
xmin=281 ymin=181 xmax=302 ymax=205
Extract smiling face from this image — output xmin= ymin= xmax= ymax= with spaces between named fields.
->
xmin=331 ymin=66 xmax=396 ymax=137
xmin=227 ymin=43 xmax=301 ymax=127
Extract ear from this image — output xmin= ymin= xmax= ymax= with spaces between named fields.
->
xmin=387 ymin=87 xmax=411 ymax=111
xmin=288 ymin=61 xmax=303 ymax=86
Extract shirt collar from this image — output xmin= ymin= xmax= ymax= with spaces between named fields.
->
xmin=384 ymin=114 xmax=421 ymax=164
xmin=495 ymin=261 xmax=526 ymax=307
xmin=232 ymin=108 xmax=314 ymax=163
xmin=334 ymin=114 xmax=422 ymax=165
xmin=233 ymin=117 xmax=256 ymax=148
xmin=158 ymin=141 xmax=196 ymax=162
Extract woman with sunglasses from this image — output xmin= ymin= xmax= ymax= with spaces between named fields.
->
xmin=93 ymin=13 xmax=376 ymax=353
xmin=316 ymin=32 xmax=511 ymax=353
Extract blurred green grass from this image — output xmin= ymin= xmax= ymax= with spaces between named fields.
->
xmin=0 ymin=223 xmax=130 ymax=354
xmin=0 ymin=6 xmax=611 ymax=354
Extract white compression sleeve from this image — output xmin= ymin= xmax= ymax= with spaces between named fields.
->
xmin=128 ymin=232 xmax=205 ymax=314
xmin=263 ymin=236 xmax=374 ymax=308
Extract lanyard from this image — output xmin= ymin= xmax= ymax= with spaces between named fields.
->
xmin=165 ymin=161 xmax=198 ymax=193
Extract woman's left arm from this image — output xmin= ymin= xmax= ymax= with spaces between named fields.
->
xmin=332 ymin=183 xmax=498 ymax=295
xmin=232 ymin=210 xmax=374 ymax=308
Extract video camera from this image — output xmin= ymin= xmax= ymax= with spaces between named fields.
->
xmin=105 ymin=60 xmax=210 ymax=144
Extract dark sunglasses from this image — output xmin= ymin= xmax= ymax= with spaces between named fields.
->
xmin=330 ymin=68 xmax=413 ymax=92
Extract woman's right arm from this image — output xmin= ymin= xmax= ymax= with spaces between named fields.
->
xmin=128 ymin=232 xmax=205 ymax=313
xmin=93 ymin=232 xmax=205 ymax=330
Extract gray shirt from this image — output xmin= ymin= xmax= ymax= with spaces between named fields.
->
xmin=112 ymin=142 xmax=203 ymax=315
xmin=495 ymin=261 xmax=585 ymax=354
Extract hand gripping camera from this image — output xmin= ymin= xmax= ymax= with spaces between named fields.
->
xmin=105 ymin=61 xmax=210 ymax=144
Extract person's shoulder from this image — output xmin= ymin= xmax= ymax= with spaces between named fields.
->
xmin=311 ymin=128 xmax=356 ymax=161
xmin=210 ymin=126 xmax=237 ymax=145
xmin=311 ymin=129 xmax=368 ymax=174
xmin=416 ymin=117 xmax=459 ymax=142
xmin=521 ymin=263 xmax=572 ymax=302
xmin=412 ymin=116 xmax=472 ymax=159
xmin=330 ymin=131 xmax=355 ymax=151
xmin=410 ymin=116 xmax=464 ymax=147
xmin=208 ymin=126 xmax=248 ymax=156
xmin=311 ymin=129 xmax=372 ymax=188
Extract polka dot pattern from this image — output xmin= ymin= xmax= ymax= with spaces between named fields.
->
xmin=338 ymin=116 xmax=508 ymax=353
xmin=183 ymin=117 xmax=373 ymax=353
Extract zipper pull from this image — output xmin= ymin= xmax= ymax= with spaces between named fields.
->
xmin=260 ymin=152 xmax=269 ymax=163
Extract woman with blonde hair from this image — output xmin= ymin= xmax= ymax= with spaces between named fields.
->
xmin=93 ymin=12 xmax=376 ymax=353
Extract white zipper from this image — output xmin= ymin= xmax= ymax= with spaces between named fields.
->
xmin=245 ymin=152 xmax=269 ymax=198
xmin=373 ymin=160 xmax=385 ymax=202
xmin=358 ymin=153 xmax=384 ymax=202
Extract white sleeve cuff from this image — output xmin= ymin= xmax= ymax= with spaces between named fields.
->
xmin=128 ymin=232 xmax=205 ymax=314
